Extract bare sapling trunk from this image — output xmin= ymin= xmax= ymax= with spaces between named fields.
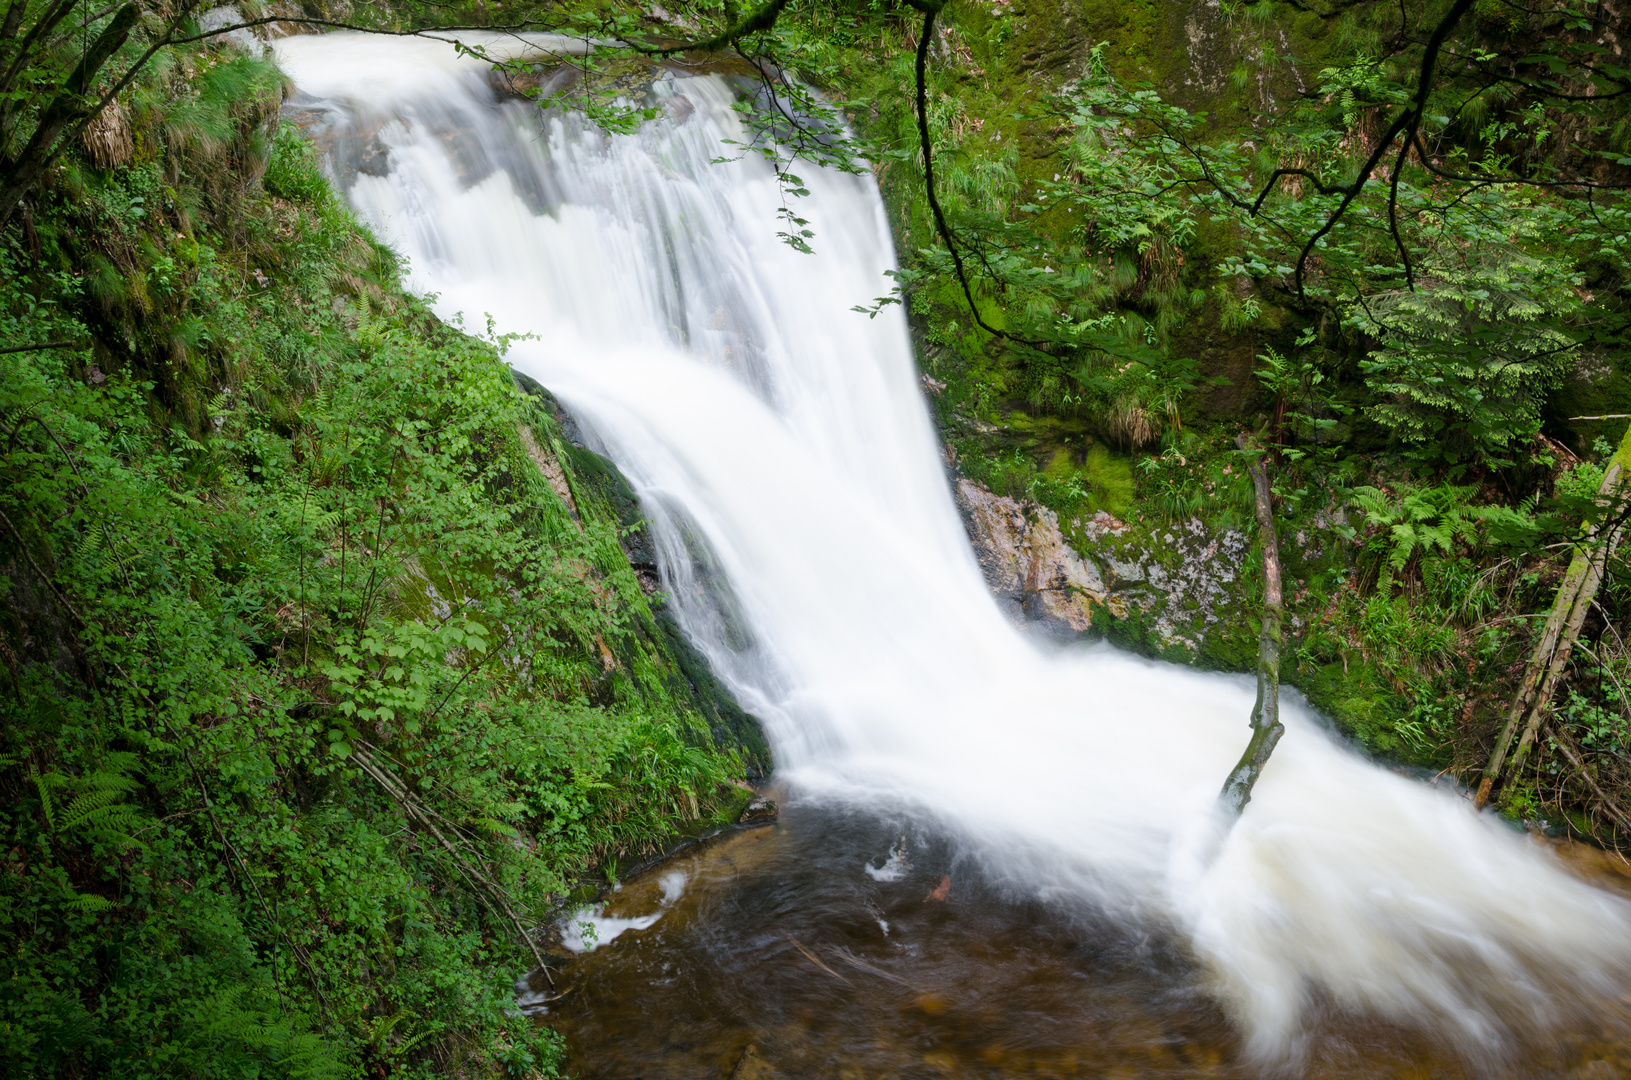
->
xmin=1474 ymin=424 xmax=1631 ymax=809
xmin=1220 ymin=432 xmax=1286 ymax=815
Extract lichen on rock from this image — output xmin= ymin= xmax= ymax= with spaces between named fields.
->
xmin=954 ymin=472 xmax=1249 ymax=655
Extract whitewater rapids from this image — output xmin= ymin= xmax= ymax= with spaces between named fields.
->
xmin=274 ymin=32 xmax=1631 ymax=1064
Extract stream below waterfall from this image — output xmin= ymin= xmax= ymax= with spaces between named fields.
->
xmin=272 ymin=31 xmax=1631 ymax=1076
xmin=535 ymin=800 xmax=1631 ymax=1078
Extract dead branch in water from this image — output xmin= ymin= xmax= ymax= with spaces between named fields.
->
xmin=786 ymin=936 xmax=849 ymax=983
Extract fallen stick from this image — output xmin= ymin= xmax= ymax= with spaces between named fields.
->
xmin=1477 ymin=425 xmax=1631 ymax=808
xmin=825 ymin=945 xmax=915 ymax=988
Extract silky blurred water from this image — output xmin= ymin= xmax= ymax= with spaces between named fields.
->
xmin=276 ymin=32 xmax=1631 ymax=1068
xmin=538 ymin=803 xmax=1631 ymax=1078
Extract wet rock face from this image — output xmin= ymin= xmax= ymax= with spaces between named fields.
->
xmin=954 ymin=478 xmax=1107 ymax=639
xmin=953 ymin=475 xmax=1250 ymax=653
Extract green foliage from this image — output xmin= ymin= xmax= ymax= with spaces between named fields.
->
xmin=1558 ymin=458 xmax=1608 ymax=505
xmin=263 ymin=122 xmax=337 ymax=207
xmin=1051 ymin=444 xmax=1136 ymax=517
xmin=954 ymin=441 xmax=1135 ymax=520
xmin=0 ymin=56 xmax=746 ymax=1075
xmin=862 ymin=24 xmax=1630 ymax=473
xmin=1254 ymin=345 xmax=1350 ymax=457
xmin=1351 ymin=482 xmax=1534 ymax=586
xmin=1559 ymin=685 xmax=1631 ymax=759
xmin=1352 ymin=482 xmax=1483 ymax=575
xmin=155 ymin=50 xmax=285 ymax=164
xmin=1352 ymin=240 xmax=1582 ymax=463
xmin=1295 ymin=583 xmax=1463 ymax=763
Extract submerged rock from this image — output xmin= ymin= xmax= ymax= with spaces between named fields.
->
xmin=729 ymin=1044 xmax=785 ymax=1080
xmin=737 ymin=797 xmax=778 ymax=826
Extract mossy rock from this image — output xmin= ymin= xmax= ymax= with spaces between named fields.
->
xmin=1091 ymin=598 xmax=1182 ymax=662
xmin=511 ymin=368 xmax=772 ymax=777
xmin=1195 ymin=616 xmax=1257 ymax=673
xmin=1292 ymin=659 xmax=1432 ymax=764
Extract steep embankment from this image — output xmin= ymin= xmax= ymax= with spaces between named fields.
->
xmin=0 ymin=42 xmax=760 ymax=1079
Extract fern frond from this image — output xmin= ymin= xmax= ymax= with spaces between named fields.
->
xmin=1387 ymin=524 xmax=1417 ymax=569
xmin=42 ymin=763 xmax=143 ymax=836
xmin=1419 ymin=522 xmax=1454 ymax=556
xmin=366 ymin=1011 xmax=408 ymax=1050
xmin=72 ymin=524 xmax=107 ymax=568
xmin=1351 ymin=486 xmax=1395 ymax=526
xmin=64 ymin=892 xmax=117 ymax=912
xmin=471 ymin=816 xmax=520 ymax=839
xmin=278 ymin=488 xmax=342 ymax=534
xmin=30 ymin=764 xmax=57 ymax=829
xmin=59 ymin=789 xmax=139 ymax=833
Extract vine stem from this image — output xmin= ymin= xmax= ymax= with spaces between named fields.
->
xmin=907 ymin=1 xmax=1039 ymax=347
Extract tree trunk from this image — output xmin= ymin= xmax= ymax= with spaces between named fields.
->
xmin=1220 ymin=432 xmax=1285 ymax=815
xmin=1474 ymin=425 xmax=1631 ymax=808
xmin=1503 ymin=535 xmax=1615 ymax=777
xmin=0 ymin=4 xmax=137 ymax=228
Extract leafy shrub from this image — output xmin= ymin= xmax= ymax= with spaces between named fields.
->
xmin=1353 ymin=246 xmax=1581 ymax=465
xmin=0 ymin=63 xmax=742 ymax=1078
xmin=264 ymin=122 xmax=336 ymax=207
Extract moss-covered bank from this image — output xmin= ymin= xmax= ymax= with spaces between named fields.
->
xmin=0 ymin=42 xmax=763 ymax=1080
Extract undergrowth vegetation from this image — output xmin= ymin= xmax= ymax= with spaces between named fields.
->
xmin=1 ymin=37 xmax=748 ymax=1080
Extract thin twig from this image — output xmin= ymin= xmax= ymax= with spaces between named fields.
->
xmin=786 ymin=936 xmax=849 ymax=983
xmin=350 ymin=742 xmax=555 ymax=982
xmin=0 ymin=340 xmax=75 ymax=354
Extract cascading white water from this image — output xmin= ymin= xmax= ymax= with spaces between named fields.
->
xmin=275 ymin=32 xmax=1631 ymax=1063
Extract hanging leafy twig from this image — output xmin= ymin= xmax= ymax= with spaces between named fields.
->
xmin=903 ymin=0 xmax=1042 ymax=347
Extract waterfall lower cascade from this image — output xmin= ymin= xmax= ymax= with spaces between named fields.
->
xmin=277 ymin=33 xmax=1631 ymax=1064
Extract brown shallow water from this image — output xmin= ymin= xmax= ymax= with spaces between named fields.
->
xmin=535 ymin=799 xmax=1631 ymax=1079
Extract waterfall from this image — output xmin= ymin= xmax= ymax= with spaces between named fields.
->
xmin=275 ymin=32 xmax=1630 ymax=1063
